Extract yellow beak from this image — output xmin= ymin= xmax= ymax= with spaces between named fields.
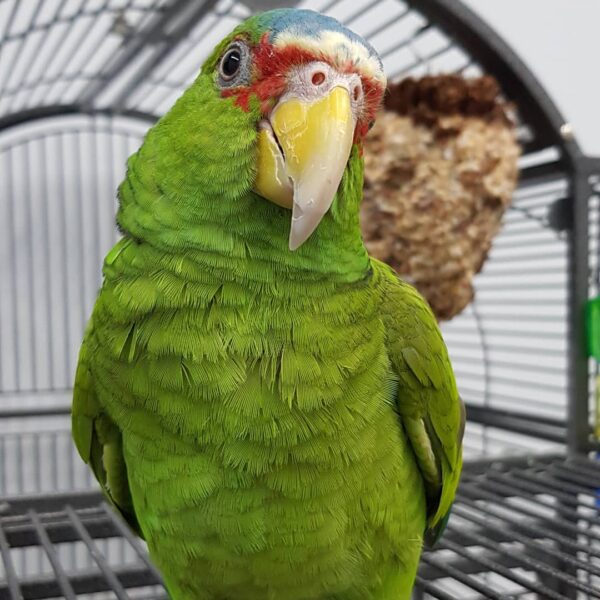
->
xmin=254 ymin=86 xmax=356 ymax=250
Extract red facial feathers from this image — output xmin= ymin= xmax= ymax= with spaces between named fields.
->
xmin=221 ymin=33 xmax=384 ymax=139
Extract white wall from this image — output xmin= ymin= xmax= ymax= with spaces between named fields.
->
xmin=463 ymin=0 xmax=600 ymax=157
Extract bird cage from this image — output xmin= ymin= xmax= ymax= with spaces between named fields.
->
xmin=1 ymin=0 xmax=600 ymax=598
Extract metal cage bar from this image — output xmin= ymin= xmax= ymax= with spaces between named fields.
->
xmin=0 ymin=456 xmax=598 ymax=599
xmin=1 ymin=1 xmax=600 ymax=597
xmin=0 ymin=0 xmax=594 ymax=459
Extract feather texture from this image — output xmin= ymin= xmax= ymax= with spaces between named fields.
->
xmin=72 ymin=11 xmax=462 ymax=599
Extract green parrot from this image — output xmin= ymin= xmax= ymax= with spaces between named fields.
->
xmin=72 ymin=8 xmax=464 ymax=600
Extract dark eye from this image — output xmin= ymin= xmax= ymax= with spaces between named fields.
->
xmin=217 ymin=42 xmax=250 ymax=88
xmin=220 ymin=48 xmax=241 ymax=79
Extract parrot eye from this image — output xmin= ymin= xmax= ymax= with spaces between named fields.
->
xmin=221 ymin=49 xmax=241 ymax=78
xmin=217 ymin=41 xmax=251 ymax=88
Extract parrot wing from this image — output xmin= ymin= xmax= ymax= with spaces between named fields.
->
xmin=379 ymin=266 xmax=465 ymax=547
xmin=72 ymin=324 xmax=143 ymax=537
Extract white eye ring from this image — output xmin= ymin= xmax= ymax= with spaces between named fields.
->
xmin=217 ymin=41 xmax=251 ymax=89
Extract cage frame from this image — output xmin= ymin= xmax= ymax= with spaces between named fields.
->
xmin=2 ymin=0 xmax=600 ymax=598
xmin=411 ymin=0 xmax=600 ymax=455
xmin=1 ymin=0 xmax=598 ymax=452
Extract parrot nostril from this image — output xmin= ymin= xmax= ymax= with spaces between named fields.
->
xmin=311 ymin=71 xmax=326 ymax=86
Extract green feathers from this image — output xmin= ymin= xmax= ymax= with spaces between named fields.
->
xmin=378 ymin=263 xmax=464 ymax=544
xmin=72 ymin=11 xmax=462 ymax=600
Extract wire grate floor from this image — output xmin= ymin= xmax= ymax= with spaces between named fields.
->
xmin=0 ymin=455 xmax=598 ymax=599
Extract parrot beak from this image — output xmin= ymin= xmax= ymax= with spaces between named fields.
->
xmin=254 ymin=84 xmax=357 ymax=250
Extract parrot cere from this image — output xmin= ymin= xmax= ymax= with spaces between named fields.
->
xmin=72 ymin=9 xmax=464 ymax=600
xmin=362 ymin=75 xmax=520 ymax=320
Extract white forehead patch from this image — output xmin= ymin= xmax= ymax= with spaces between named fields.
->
xmin=273 ymin=30 xmax=386 ymax=85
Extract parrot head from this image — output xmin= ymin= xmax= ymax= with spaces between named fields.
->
xmin=199 ymin=9 xmax=386 ymax=250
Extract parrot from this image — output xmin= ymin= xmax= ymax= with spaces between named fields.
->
xmin=72 ymin=8 xmax=464 ymax=600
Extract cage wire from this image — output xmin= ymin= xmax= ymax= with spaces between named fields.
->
xmin=1 ymin=0 xmax=600 ymax=598
xmin=2 ymin=456 xmax=600 ymax=599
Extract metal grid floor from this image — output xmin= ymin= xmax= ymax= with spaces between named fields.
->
xmin=1 ymin=455 xmax=599 ymax=599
